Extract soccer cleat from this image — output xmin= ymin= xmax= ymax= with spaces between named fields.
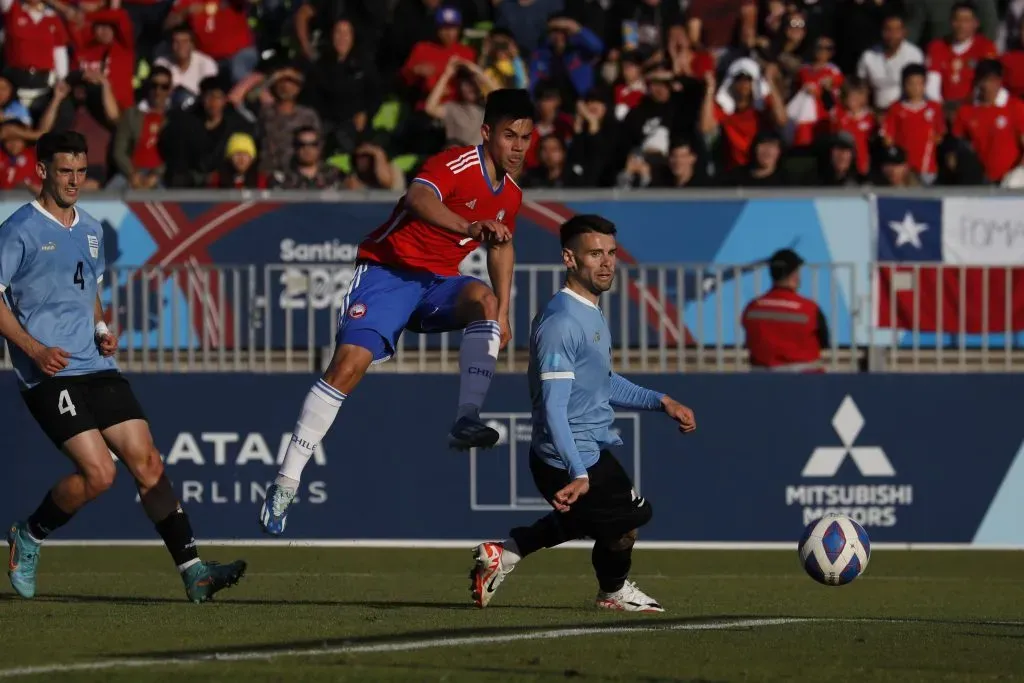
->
xmin=183 ymin=560 xmax=247 ymax=603
xmin=595 ymin=579 xmax=665 ymax=613
xmin=469 ymin=541 xmax=513 ymax=607
xmin=6 ymin=522 xmax=41 ymax=599
xmin=259 ymin=484 xmax=296 ymax=535
xmin=448 ymin=416 xmax=501 ymax=450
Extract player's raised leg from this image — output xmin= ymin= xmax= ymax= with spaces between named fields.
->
xmin=260 ymin=264 xmax=420 ymax=535
xmin=449 ymin=279 xmax=504 ymax=449
xmin=8 ymin=428 xmax=114 ymax=598
xmin=102 ymin=414 xmax=246 ymax=603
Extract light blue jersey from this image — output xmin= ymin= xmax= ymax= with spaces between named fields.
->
xmin=0 ymin=201 xmax=116 ymax=389
xmin=529 ymin=288 xmax=665 ymax=479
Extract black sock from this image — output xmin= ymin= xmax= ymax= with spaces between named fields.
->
xmin=510 ymin=512 xmax=578 ymax=558
xmin=592 ymin=542 xmax=632 ymax=593
xmin=26 ymin=491 xmax=74 ymax=541
xmin=154 ymin=508 xmax=200 ymax=569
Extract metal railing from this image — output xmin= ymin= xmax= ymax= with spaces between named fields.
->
xmin=3 ymin=261 xmax=1024 ymax=373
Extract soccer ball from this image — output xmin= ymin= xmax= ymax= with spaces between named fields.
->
xmin=798 ymin=514 xmax=871 ymax=586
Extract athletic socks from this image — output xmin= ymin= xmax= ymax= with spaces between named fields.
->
xmin=592 ymin=543 xmax=632 ymax=594
xmin=456 ymin=320 xmax=501 ymax=420
xmin=154 ymin=507 xmax=200 ymax=572
xmin=276 ymin=378 xmax=346 ymax=488
xmin=25 ymin=491 xmax=74 ymax=541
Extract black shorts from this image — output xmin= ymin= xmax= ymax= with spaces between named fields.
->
xmin=530 ymin=449 xmax=652 ymax=541
xmin=22 ymin=371 xmax=147 ymax=448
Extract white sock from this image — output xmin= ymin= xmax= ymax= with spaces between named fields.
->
xmin=276 ymin=378 xmax=346 ymax=487
xmin=457 ymin=320 xmax=500 ymax=420
xmin=177 ymin=558 xmax=201 ymax=573
xmin=501 ymin=538 xmax=521 ymax=567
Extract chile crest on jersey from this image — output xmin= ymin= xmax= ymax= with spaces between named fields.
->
xmin=357 ymin=145 xmax=523 ymax=276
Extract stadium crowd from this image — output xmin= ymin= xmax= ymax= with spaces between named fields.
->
xmin=0 ymin=0 xmax=1021 ymax=191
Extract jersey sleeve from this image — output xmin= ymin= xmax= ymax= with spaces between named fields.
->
xmin=535 ymin=314 xmax=589 ymax=479
xmin=410 ymin=152 xmax=459 ymax=201
xmin=95 ymin=228 xmax=106 ymax=284
xmin=0 ymin=224 xmax=25 ymax=293
xmin=535 ymin=313 xmax=583 ymax=380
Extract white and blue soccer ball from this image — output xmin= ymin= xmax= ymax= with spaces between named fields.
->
xmin=798 ymin=514 xmax=871 ymax=586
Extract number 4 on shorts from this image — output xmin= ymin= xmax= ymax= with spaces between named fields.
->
xmin=58 ymin=389 xmax=77 ymax=417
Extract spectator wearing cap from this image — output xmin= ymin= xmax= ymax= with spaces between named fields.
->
xmin=110 ymin=67 xmax=174 ymax=189
xmin=272 ymin=125 xmax=344 ymax=189
xmin=528 ymin=14 xmax=604 ymax=103
xmin=924 ymin=1 xmax=998 ymax=111
xmin=702 ymin=59 xmax=788 ymax=171
xmin=881 ymin=63 xmax=945 ymax=183
xmin=160 ymin=75 xmax=254 ymax=187
xmin=0 ymin=120 xmax=39 ymax=192
xmin=257 ymin=66 xmax=322 ymax=174
xmin=952 ymin=58 xmax=1024 ymax=183
xmin=154 ymin=26 xmax=219 ymax=101
xmin=66 ymin=3 xmax=136 ymax=112
xmin=493 ymin=0 xmax=562 ymax=56
xmin=728 ymin=129 xmax=788 ymax=186
xmin=741 ymin=249 xmax=829 ymax=373
xmin=613 ymin=50 xmax=647 ymax=120
xmin=208 ymin=131 xmax=269 ymax=189
xmin=876 ymin=145 xmax=920 ymax=186
xmin=400 ymin=6 xmax=477 ymax=109
xmin=165 ymin=0 xmax=257 ymax=84
xmin=856 ymin=13 xmax=924 ymax=112
xmin=820 ymin=132 xmax=863 ymax=186
xmin=1 ymin=0 xmax=70 ymax=97
xmin=831 ymin=78 xmax=876 ymax=178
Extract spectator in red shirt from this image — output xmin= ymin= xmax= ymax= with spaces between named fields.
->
xmin=1001 ymin=13 xmax=1024 ymax=98
xmin=789 ymin=35 xmax=845 ymax=148
xmin=110 ymin=67 xmax=173 ymax=189
xmin=0 ymin=121 xmax=39 ymax=192
xmin=882 ymin=63 xmax=946 ymax=183
xmin=400 ymin=6 xmax=476 ymax=108
xmin=71 ymin=7 xmax=136 ymax=112
xmin=925 ymin=1 xmax=998 ymax=110
xmin=208 ymin=131 xmax=269 ymax=188
xmin=1 ymin=0 xmax=69 ymax=93
xmin=831 ymin=78 xmax=876 ymax=177
xmin=165 ymin=0 xmax=257 ymax=84
xmin=702 ymin=59 xmax=788 ymax=171
xmin=665 ymin=22 xmax=715 ymax=81
xmin=953 ymin=58 xmax=1024 ymax=183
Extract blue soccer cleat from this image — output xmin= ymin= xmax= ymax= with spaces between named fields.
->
xmin=448 ymin=415 xmax=501 ymax=450
xmin=7 ymin=522 xmax=41 ymax=599
xmin=183 ymin=560 xmax=247 ymax=603
xmin=258 ymin=483 xmax=296 ymax=535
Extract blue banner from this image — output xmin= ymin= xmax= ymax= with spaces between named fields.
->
xmin=3 ymin=372 xmax=1022 ymax=545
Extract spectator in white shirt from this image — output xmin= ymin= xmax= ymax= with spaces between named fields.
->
xmin=857 ymin=14 xmax=924 ymax=112
xmin=154 ymin=26 xmax=219 ymax=102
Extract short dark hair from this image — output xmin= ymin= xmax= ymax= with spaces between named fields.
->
xmin=559 ymin=214 xmax=616 ymax=248
xmin=293 ymin=125 xmax=319 ymax=143
xmin=483 ymin=88 xmax=534 ymax=128
xmin=36 ymin=131 xmax=87 ymax=163
xmin=170 ymin=25 xmax=194 ymax=38
xmin=951 ymin=1 xmax=976 ymax=17
xmin=149 ymin=65 xmax=172 ymax=82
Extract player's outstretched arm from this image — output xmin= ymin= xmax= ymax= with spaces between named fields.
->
xmin=406 ymin=182 xmax=510 ymax=241
xmin=609 ymin=373 xmax=695 ymax=433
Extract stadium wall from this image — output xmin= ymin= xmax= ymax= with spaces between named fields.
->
xmin=4 ymin=372 xmax=1024 ymax=547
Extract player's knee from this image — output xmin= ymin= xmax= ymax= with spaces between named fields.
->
xmin=323 ymin=345 xmax=373 ymax=393
xmin=462 ymin=284 xmax=499 ymax=322
xmin=604 ymin=528 xmax=638 ymax=552
xmin=82 ymin=459 xmax=117 ymax=499
xmin=132 ymin=447 xmax=164 ymax=490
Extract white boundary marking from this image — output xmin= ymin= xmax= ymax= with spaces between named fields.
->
xmin=39 ymin=539 xmax=1024 ymax=550
xmin=0 ymin=618 xmax=806 ymax=679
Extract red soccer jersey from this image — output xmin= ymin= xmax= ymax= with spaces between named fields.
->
xmin=926 ymin=36 xmax=998 ymax=103
xmin=0 ymin=148 xmax=38 ymax=190
xmin=171 ymin=0 xmax=252 ymax=60
xmin=714 ymin=99 xmax=775 ymax=169
xmin=72 ymin=8 xmax=136 ymax=111
xmin=882 ymin=100 xmax=945 ymax=175
xmin=953 ymin=94 xmax=1024 ymax=182
xmin=832 ymin=107 xmax=876 ymax=176
xmin=3 ymin=2 xmax=68 ymax=72
xmin=358 ymin=146 xmax=522 ymax=276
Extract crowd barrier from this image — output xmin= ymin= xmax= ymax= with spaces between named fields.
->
xmin=2 ymin=372 xmax=1022 ymax=546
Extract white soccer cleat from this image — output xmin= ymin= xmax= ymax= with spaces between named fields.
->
xmin=595 ymin=579 xmax=665 ymax=613
xmin=469 ymin=542 xmax=513 ymax=608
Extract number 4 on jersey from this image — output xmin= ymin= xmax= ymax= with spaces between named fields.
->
xmin=58 ymin=389 xmax=77 ymax=417
xmin=73 ymin=261 xmax=85 ymax=290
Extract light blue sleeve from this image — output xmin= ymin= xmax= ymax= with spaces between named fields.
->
xmin=536 ymin=315 xmax=589 ymax=479
xmin=609 ymin=373 xmax=665 ymax=411
xmin=95 ymin=227 xmax=106 ymax=284
xmin=0 ymin=223 xmax=25 ymax=292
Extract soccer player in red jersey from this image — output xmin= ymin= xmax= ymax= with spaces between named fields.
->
xmin=259 ymin=89 xmax=535 ymax=535
xmin=952 ymin=59 xmax=1024 ymax=183
xmin=883 ymin=64 xmax=946 ymax=182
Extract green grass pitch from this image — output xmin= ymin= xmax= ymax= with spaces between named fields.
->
xmin=2 ymin=547 xmax=1023 ymax=682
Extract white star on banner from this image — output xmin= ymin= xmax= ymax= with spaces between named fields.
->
xmin=888 ymin=212 xmax=928 ymax=249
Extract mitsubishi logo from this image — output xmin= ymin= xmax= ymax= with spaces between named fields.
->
xmin=802 ymin=396 xmax=896 ymax=477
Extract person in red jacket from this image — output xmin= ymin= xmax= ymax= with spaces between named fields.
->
xmin=742 ymin=249 xmax=829 ymax=373
xmin=925 ymin=1 xmax=998 ymax=111
xmin=71 ymin=7 xmax=136 ymax=112
xmin=400 ymin=6 xmax=477 ymax=109
xmin=1 ymin=0 xmax=70 ymax=92
xmin=952 ymin=58 xmax=1024 ymax=184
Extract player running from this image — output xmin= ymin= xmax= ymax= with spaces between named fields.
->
xmin=259 ymin=89 xmax=535 ymax=535
xmin=468 ymin=214 xmax=696 ymax=612
xmin=1 ymin=131 xmax=246 ymax=602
